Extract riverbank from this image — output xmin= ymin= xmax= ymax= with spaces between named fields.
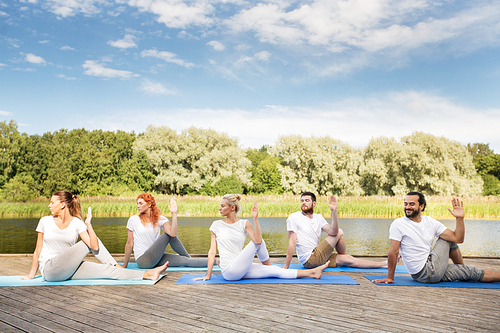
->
xmin=0 ymin=195 xmax=499 ymax=219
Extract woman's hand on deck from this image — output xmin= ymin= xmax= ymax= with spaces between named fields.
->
xmin=251 ymin=201 xmax=258 ymax=220
xmin=372 ymin=277 xmax=394 ymax=284
xmin=21 ymin=274 xmax=34 ymax=280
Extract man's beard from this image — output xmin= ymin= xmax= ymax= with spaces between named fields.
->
xmin=405 ymin=207 xmax=420 ymax=219
xmin=301 ymin=205 xmax=314 ymax=215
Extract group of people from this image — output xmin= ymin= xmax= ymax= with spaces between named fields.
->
xmin=24 ymin=190 xmax=500 ymax=285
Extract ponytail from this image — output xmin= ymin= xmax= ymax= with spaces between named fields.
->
xmin=53 ymin=191 xmax=83 ymax=220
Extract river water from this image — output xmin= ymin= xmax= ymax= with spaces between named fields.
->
xmin=1 ymin=217 xmax=498 ymax=256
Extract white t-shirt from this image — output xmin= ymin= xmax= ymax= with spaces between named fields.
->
xmin=126 ymin=215 xmax=169 ymax=259
xmin=286 ymin=211 xmax=329 ymax=264
xmin=36 ymin=215 xmax=88 ymax=273
xmin=389 ymin=216 xmax=448 ymax=274
xmin=209 ymin=219 xmax=247 ymax=273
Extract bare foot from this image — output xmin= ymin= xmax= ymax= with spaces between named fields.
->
xmin=311 ymin=261 xmax=330 ymax=279
xmin=143 ymin=262 xmax=169 ymax=280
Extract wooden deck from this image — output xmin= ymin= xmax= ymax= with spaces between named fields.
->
xmin=0 ymin=255 xmax=499 ymax=332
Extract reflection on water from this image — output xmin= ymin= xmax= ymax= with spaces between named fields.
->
xmin=1 ymin=217 xmax=498 ymax=256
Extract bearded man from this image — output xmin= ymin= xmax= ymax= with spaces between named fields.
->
xmin=283 ymin=192 xmax=387 ymax=270
xmin=374 ymin=191 xmax=500 ymax=284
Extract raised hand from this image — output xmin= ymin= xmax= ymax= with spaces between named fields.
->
xmin=328 ymin=195 xmax=337 ymax=212
xmin=251 ymin=201 xmax=259 ymax=220
xmin=85 ymin=206 xmax=92 ymax=226
xmin=447 ymin=198 xmax=464 ymax=218
xmin=169 ymin=198 xmax=178 ymax=214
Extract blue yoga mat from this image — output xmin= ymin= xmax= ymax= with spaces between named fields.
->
xmin=175 ymin=274 xmax=359 ymax=285
xmin=0 ymin=274 xmax=165 ymax=287
xmin=282 ymin=264 xmax=408 ymax=274
xmin=365 ymin=275 xmax=500 ymax=289
xmin=123 ymin=262 xmax=221 ymax=272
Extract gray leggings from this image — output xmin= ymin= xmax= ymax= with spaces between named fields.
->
xmin=43 ymin=239 xmax=144 ymax=282
xmin=135 ymin=233 xmax=210 ymax=269
xmin=411 ymin=238 xmax=485 ymax=283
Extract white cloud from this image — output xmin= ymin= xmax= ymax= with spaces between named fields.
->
xmin=82 ymin=60 xmax=138 ymax=78
xmin=254 ymin=51 xmax=270 ymax=62
xmin=60 ymin=45 xmax=75 ymax=50
xmin=25 ymin=53 xmax=46 ymax=65
xmin=207 ymin=40 xmax=225 ymax=51
xmin=0 ymin=110 xmax=11 ymax=116
xmin=234 ymin=51 xmax=271 ymax=67
xmin=108 ymin=34 xmax=138 ymax=49
xmin=140 ymin=79 xmax=177 ymax=95
xmin=0 ymin=10 xmax=8 ymax=16
xmin=0 ymin=63 xmax=7 ymax=69
xmin=46 ymin=0 xmax=102 ymax=18
xmin=87 ymin=91 xmax=500 ymax=152
xmin=141 ymin=49 xmax=196 ymax=68
xmin=39 ymin=40 xmax=50 ymax=44
xmin=56 ymin=73 xmax=77 ymax=80
xmin=128 ymin=0 xmax=215 ymax=29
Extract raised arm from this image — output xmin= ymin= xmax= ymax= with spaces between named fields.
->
xmin=120 ymin=229 xmax=135 ymax=268
xmin=192 ymin=231 xmax=217 ymax=281
xmin=80 ymin=207 xmax=99 ymax=251
xmin=322 ymin=195 xmax=339 ymax=236
xmin=373 ymin=239 xmax=400 ymax=284
xmin=165 ymin=198 xmax=178 ymax=237
xmin=283 ymin=231 xmax=297 ymax=269
xmin=439 ymin=198 xmax=465 ymax=244
xmin=22 ymin=232 xmax=44 ymax=279
xmin=246 ymin=201 xmax=262 ymax=245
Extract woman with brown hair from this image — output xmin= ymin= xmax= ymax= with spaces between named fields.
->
xmin=120 ymin=193 xmax=209 ymax=269
xmin=23 ymin=191 xmax=167 ymax=281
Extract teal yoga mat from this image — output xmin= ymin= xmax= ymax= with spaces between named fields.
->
xmin=365 ymin=275 xmax=500 ymax=289
xmin=175 ymin=274 xmax=359 ymax=285
xmin=0 ymin=274 xmax=165 ymax=287
xmin=282 ymin=264 xmax=408 ymax=273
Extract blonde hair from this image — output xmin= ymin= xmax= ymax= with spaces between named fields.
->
xmin=222 ymin=193 xmax=242 ymax=214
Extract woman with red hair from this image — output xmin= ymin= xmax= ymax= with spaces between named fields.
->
xmin=121 ymin=193 xmax=209 ymax=268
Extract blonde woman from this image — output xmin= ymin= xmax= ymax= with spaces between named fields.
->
xmin=121 ymin=193 xmax=209 ymax=269
xmin=24 ymin=191 xmax=167 ymax=282
xmin=194 ymin=194 xmax=328 ymax=281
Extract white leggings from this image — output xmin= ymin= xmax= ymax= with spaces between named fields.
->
xmin=222 ymin=239 xmax=298 ymax=281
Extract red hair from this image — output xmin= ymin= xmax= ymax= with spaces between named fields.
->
xmin=137 ymin=193 xmax=162 ymax=228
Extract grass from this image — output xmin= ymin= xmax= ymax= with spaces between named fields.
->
xmin=0 ymin=195 xmax=499 ymax=219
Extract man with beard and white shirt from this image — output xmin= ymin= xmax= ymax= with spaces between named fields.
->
xmin=283 ymin=192 xmax=387 ymax=270
xmin=374 ymin=191 xmax=500 ymax=284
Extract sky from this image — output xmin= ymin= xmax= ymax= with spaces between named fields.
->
xmin=1 ymin=0 xmax=500 ymax=152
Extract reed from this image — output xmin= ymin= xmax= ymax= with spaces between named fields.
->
xmin=0 ymin=195 xmax=498 ymax=219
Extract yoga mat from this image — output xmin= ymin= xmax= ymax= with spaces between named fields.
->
xmin=124 ymin=263 xmax=221 ymax=272
xmin=365 ymin=275 xmax=500 ymax=289
xmin=175 ymin=274 xmax=359 ymax=285
xmin=0 ymin=274 xmax=166 ymax=287
xmin=282 ymin=264 xmax=408 ymax=274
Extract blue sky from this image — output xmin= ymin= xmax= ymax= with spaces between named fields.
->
xmin=1 ymin=0 xmax=500 ymax=151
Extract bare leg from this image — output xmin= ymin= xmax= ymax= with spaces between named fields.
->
xmin=480 ymin=270 xmax=500 ymax=283
xmin=449 ymin=248 xmax=464 ymax=265
xmin=143 ymin=262 xmax=169 ymax=280
xmin=297 ymin=261 xmax=329 ymax=279
xmin=324 ymin=229 xmax=346 ymax=254
xmin=336 ymin=254 xmax=388 ymax=268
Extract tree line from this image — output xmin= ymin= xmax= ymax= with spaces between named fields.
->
xmin=1 ymin=120 xmax=498 ymax=202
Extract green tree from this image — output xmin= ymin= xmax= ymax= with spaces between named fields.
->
xmin=272 ymin=135 xmax=363 ymax=195
xmin=360 ymin=132 xmax=483 ymax=196
xmin=481 ymin=174 xmax=500 ymax=195
xmin=1 ymin=173 xmax=38 ymax=202
xmin=0 ymin=120 xmax=21 ymax=188
xmin=246 ymin=147 xmax=283 ymax=194
xmin=133 ymin=126 xmax=251 ymax=194
xmin=467 ymin=143 xmax=494 ymax=162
